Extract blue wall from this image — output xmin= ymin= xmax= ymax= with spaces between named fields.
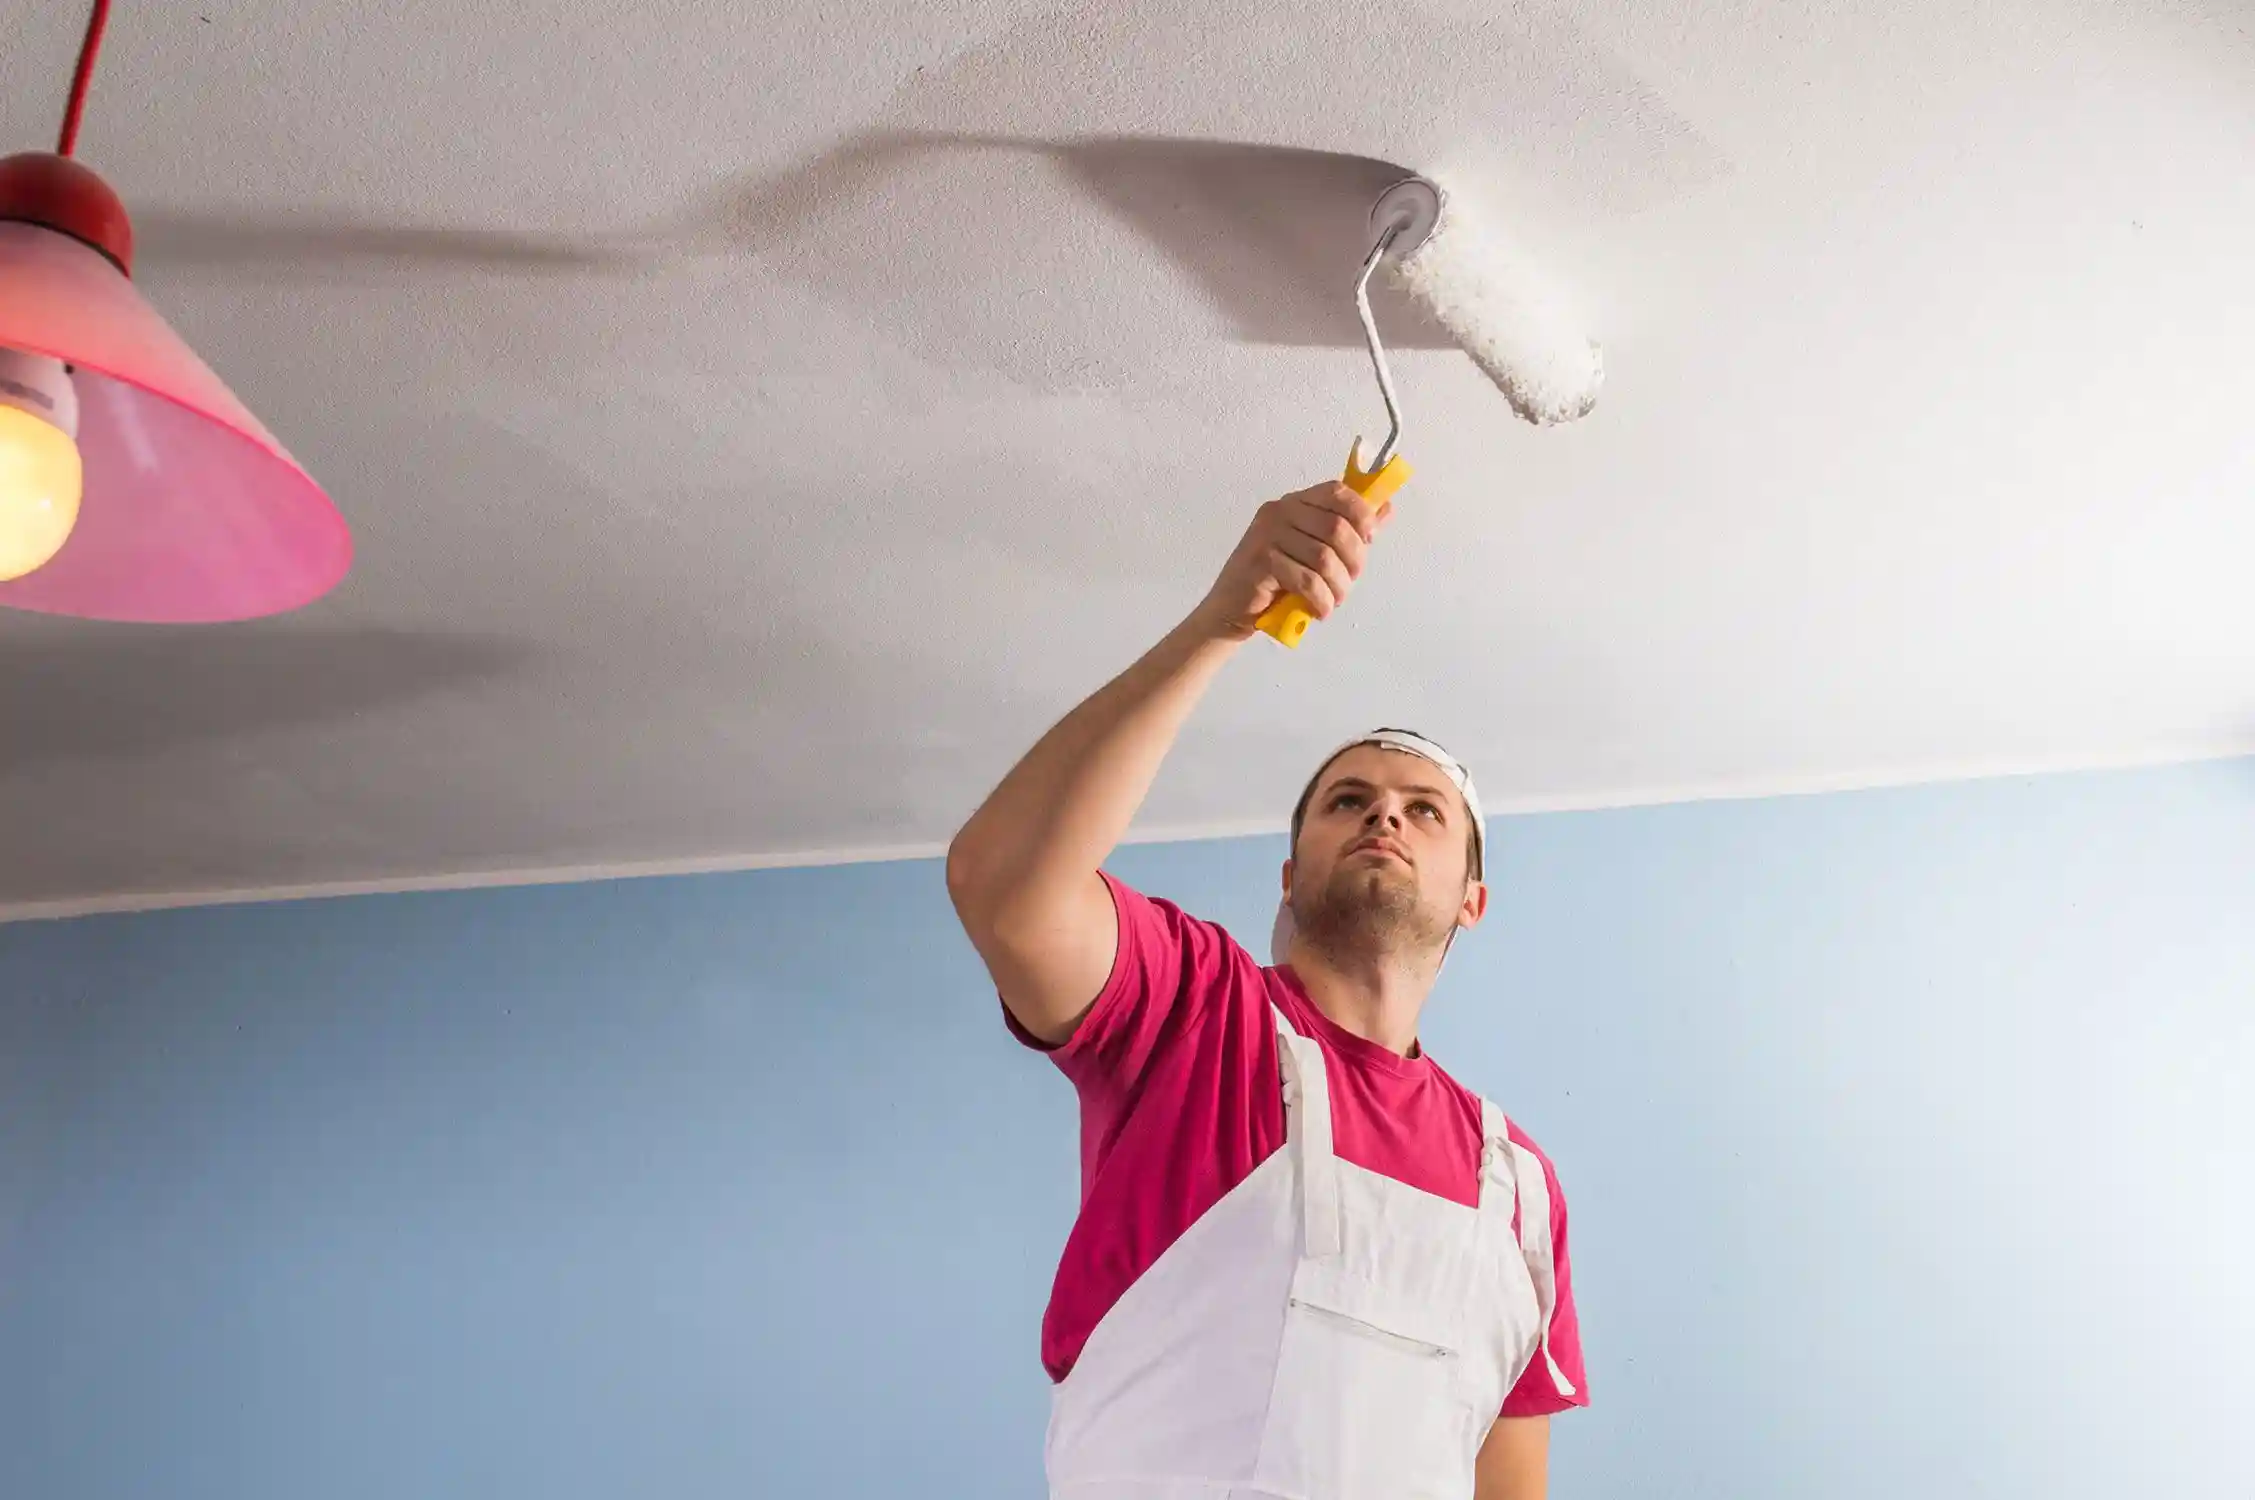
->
xmin=3 ymin=758 xmax=2251 ymax=1499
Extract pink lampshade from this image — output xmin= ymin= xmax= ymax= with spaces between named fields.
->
xmin=0 ymin=155 xmax=351 ymax=622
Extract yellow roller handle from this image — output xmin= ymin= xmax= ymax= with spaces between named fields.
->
xmin=1254 ymin=443 xmax=1413 ymax=648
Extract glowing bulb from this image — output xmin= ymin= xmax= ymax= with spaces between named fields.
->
xmin=0 ymin=349 xmax=84 ymax=582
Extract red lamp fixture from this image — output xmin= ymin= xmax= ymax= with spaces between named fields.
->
xmin=0 ymin=0 xmax=351 ymax=621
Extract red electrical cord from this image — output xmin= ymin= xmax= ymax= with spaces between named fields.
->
xmin=56 ymin=0 xmax=114 ymax=158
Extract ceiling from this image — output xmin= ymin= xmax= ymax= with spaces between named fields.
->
xmin=1 ymin=0 xmax=2250 ymax=914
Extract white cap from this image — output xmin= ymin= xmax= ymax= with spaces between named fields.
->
xmin=1271 ymin=728 xmax=1486 ymax=965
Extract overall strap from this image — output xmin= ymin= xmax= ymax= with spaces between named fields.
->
xmin=1479 ymin=1098 xmax=1578 ymax=1399
xmin=1271 ymin=1003 xmax=1342 ymax=1258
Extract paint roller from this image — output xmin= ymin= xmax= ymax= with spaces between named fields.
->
xmin=1254 ymin=174 xmax=1603 ymax=647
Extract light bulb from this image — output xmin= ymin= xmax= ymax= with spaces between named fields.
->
xmin=0 ymin=348 xmax=84 ymax=582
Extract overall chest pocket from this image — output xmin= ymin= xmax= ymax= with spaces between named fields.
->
xmin=1250 ymin=1267 xmax=1484 ymax=1500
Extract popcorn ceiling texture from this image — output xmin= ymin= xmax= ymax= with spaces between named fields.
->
xmin=0 ymin=0 xmax=2250 ymax=908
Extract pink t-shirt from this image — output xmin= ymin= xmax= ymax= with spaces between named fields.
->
xmin=1006 ymin=873 xmax=1590 ymax=1418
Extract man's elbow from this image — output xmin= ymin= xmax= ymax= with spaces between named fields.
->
xmin=944 ymin=827 xmax=1010 ymax=932
xmin=943 ymin=827 xmax=983 ymax=900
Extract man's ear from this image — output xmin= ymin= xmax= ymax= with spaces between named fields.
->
xmin=1280 ymin=859 xmax=1295 ymax=901
xmin=1457 ymin=880 xmax=1489 ymax=931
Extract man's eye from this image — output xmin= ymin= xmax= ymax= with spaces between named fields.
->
xmin=1411 ymin=801 xmax=1442 ymax=821
xmin=1330 ymin=793 xmax=1365 ymax=811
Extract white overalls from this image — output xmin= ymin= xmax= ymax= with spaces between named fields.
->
xmin=1045 ymin=1003 xmax=1575 ymax=1500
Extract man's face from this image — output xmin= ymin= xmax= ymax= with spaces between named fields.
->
xmin=1284 ymin=745 xmax=1487 ymax=961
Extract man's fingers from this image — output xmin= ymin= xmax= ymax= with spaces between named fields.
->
xmin=1214 ymin=481 xmax=1393 ymax=630
xmin=1268 ymin=552 xmax=1339 ymax=618
xmin=1282 ymin=507 xmax=1369 ymax=579
xmin=1273 ymin=533 xmax=1354 ymax=611
xmin=1292 ymin=482 xmax=1383 ymax=541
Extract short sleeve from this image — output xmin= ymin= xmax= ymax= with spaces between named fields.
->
xmin=1000 ymin=873 xmax=1244 ymax=1165
xmin=1501 ymin=1143 xmax=1590 ymax=1417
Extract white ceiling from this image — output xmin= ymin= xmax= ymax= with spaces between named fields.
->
xmin=2 ymin=0 xmax=2250 ymax=913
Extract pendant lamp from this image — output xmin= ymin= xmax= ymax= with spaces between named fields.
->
xmin=0 ymin=0 xmax=351 ymax=622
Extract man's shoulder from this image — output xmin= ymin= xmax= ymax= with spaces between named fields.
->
xmin=1426 ymin=1058 xmax=1562 ymax=1170
xmin=1104 ymin=871 xmax=1230 ymax=937
xmin=1103 ymin=872 xmax=1270 ymax=988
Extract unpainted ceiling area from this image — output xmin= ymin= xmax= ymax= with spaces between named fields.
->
xmin=0 ymin=0 xmax=2250 ymax=912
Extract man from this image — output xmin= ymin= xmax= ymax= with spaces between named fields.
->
xmin=947 ymin=480 xmax=1588 ymax=1499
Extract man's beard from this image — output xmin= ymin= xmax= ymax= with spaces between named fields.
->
xmin=1291 ymin=863 xmax=1456 ymax=965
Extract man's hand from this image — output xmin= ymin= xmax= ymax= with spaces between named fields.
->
xmin=1187 ymin=481 xmax=1393 ymax=642
xmin=1474 ymin=1415 xmax=1550 ymax=1500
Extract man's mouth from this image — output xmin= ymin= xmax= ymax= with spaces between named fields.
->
xmin=1347 ymin=839 xmax=1409 ymax=866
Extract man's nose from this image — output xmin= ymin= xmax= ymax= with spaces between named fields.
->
xmin=1363 ymin=805 xmax=1402 ymax=830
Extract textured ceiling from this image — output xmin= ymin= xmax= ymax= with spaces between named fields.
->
xmin=1 ymin=0 xmax=2251 ymax=912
